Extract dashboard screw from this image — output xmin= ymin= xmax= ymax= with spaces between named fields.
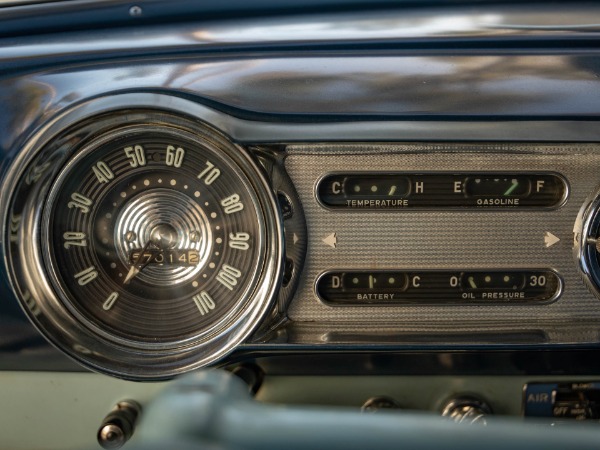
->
xmin=129 ymin=6 xmax=143 ymax=17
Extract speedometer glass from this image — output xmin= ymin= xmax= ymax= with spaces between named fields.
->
xmin=6 ymin=108 xmax=285 ymax=379
xmin=45 ymin=126 xmax=263 ymax=343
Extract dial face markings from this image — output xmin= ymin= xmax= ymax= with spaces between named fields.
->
xmin=229 ymin=232 xmax=250 ymax=250
xmin=47 ymin=128 xmax=265 ymax=343
xmin=124 ymin=145 xmax=146 ymax=167
xmin=74 ymin=266 xmax=98 ymax=286
xmin=68 ymin=192 xmax=93 ymax=213
xmin=63 ymin=231 xmax=87 ymax=249
xmin=4 ymin=103 xmax=290 ymax=381
xmin=103 ymin=292 xmax=119 ymax=311
xmin=92 ymin=161 xmax=115 ymax=183
xmin=221 ymin=194 xmax=244 ymax=214
xmin=165 ymin=145 xmax=185 ymax=168
xmin=193 ymin=291 xmax=216 ymax=316
xmin=197 ymin=160 xmax=220 ymax=185
xmin=216 ymin=265 xmax=242 ymax=291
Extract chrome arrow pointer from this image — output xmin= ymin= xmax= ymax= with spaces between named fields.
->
xmin=544 ymin=232 xmax=560 ymax=248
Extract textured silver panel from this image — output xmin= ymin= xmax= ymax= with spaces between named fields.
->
xmin=284 ymin=143 xmax=600 ymax=344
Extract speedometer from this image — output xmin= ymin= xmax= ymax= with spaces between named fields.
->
xmin=46 ymin=124 xmax=266 ymax=343
xmin=4 ymin=107 xmax=288 ymax=380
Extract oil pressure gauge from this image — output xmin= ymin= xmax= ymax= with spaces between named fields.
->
xmin=3 ymin=107 xmax=287 ymax=379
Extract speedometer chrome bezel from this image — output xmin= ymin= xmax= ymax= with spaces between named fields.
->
xmin=1 ymin=94 xmax=284 ymax=380
xmin=42 ymin=121 xmax=269 ymax=350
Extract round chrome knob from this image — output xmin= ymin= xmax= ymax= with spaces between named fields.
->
xmin=98 ymin=424 xmax=125 ymax=449
xmin=97 ymin=400 xmax=141 ymax=449
xmin=441 ymin=397 xmax=491 ymax=425
xmin=361 ymin=396 xmax=402 ymax=412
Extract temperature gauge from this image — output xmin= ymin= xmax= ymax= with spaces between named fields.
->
xmin=317 ymin=173 xmax=567 ymax=209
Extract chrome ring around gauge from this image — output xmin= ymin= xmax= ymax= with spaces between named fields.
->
xmin=4 ymin=109 xmax=284 ymax=379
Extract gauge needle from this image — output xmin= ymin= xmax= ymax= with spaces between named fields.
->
xmin=123 ymin=266 xmax=140 ymax=285
xmin=123 ymin=241 xmax=156 ymax=285
xmin=468 ymin=277 xmax=477 ymax=289
xmin=503 ymin=179 xmax=519 ymax=196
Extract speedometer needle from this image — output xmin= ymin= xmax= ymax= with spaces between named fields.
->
xmin=123 ymin=240 xmax=156 ymax=285
xmin=123 ymin=266 xmax=141 ymax=285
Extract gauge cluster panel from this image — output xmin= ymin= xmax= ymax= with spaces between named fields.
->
xmin=4 ymin=95 xmax=600 ymax=379
xmin=281 ymin=143 xmax=600 ymax=346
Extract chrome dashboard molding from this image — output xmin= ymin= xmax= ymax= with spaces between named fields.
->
xmin=4 ymin=4 xmax=600 ymax=56
xmin=6 ymin=93 xmax=600 ymax=155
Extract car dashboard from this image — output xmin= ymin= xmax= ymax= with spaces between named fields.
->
xmin=3 ymin=1 xmax=600 ymax=448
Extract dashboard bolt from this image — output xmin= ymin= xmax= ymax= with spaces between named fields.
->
xmin=129 ymin=6 xmax=143 ymax=17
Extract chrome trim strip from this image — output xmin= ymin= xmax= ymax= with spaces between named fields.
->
xmin=4 ymin=5 xmax=600 ymax=59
